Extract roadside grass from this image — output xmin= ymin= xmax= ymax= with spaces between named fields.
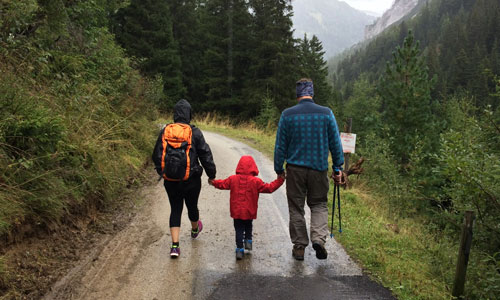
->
xmin=333 ymin=187 xmax=452 ymax=299
xmin=192 ymin=114 xmax=454 ymax=300
xmin=195 ymin=113 xmax=277 ymax=157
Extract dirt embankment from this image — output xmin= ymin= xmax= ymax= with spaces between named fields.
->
xmin=0 ymin=175 xmax=151 ymax=299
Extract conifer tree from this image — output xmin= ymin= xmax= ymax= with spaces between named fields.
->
xmin=378 ymin=31 xmax=437 ymax=167
xmin=112 ymin=0 xmax=184 ymax=107
xmin=297 ymin=34 xmax=332 ymax=106
xmin=245 ymin=0 xmax=297 ymax=114
xmin=492 ymin=39 xmax=500 ymax=75
xmin=168 ymin=0 xmax=205 ymax=104
xmin=199 ymin=0 xmax=252 ymax=113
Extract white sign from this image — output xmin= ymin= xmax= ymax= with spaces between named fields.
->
xmin=340 ymin=133 xmax=356 ymax=153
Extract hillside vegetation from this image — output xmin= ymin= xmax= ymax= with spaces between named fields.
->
xmin=333 ymin=0 xmax=500 ymax=106
xmin=0 ymin=0 xmax=161 ymax=246
xmin=329 ymin=0 xmax=500 ymax=298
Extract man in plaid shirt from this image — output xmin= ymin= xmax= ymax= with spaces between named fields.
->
xmin=274 ymin=78 xmax=344 ymax=261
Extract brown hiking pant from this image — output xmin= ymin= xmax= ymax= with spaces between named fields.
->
xmin=286 ymin=165 xmax=329 ymax=247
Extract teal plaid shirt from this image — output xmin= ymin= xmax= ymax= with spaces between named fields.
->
xmin=274 ymin=98 xmax=344 ymax=173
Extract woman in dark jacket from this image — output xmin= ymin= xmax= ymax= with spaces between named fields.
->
xmin=152 ymin=99 xmax=216 ymax=258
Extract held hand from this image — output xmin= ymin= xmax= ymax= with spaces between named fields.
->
xmin=208 ymin=178 xmax=214 ymax=186
xmin=278 ymin=172 xmax=286 ymax=180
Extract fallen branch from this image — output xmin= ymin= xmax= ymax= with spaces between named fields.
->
xmin=342 ymin=157 xmax=365 ymax=188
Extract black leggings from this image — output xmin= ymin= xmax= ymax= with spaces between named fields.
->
xmin=164 ymin=176 xmax=201 ymax=227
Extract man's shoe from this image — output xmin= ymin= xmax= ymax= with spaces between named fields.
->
xmin=312 ymin=242 xmax=328 ymax=260
xmin=191 ymin=220 xmax=203 ymax=238
xmin=244 ymin=239 xmax=253 ymax=250
xmin=170 ymin=245 xmax=180 ymax=258
xmin=292 ymin=245 xmax=304 ymax=261
xmin=235 ymin=248 xmax=244 ymax=260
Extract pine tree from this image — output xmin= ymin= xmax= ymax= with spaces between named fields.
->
xmin=344 ymin=74 xmax=381 ymax=143
xmin=168 ymin=0 xmax=205 ymax=104
xmin=245 ymin=0 xmax=297 ymax=114
xmin=199 ymin=0 xmax=253 ymax=114
xmin=112 ymin=0 xmax=184 ymax=107
xmin=378 ymin=31 xmax=437 ymax=167
xmin=296 ymin=34 xmax=332 ymax=106
xmin=492 ymin=39 xmax=500 ymax=75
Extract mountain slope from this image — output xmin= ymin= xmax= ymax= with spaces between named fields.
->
xmin=365 ymin=0 xmax=428 ymax=39
xmin=291 ymin=0 xmax=375 ymax=58
xmin=333 ymin=0 xmax=500 ymax=108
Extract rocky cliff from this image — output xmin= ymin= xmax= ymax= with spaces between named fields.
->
xmin=364 ymin=0 xmax=420 ymax=39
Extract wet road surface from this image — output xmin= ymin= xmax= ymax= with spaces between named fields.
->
xmin=44 ymin=132 xmax=395 ymax=300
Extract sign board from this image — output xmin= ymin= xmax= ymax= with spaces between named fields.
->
xmin=340 ymin=132 xmax=356 ymax=153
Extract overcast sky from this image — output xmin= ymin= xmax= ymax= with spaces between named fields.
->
xmin=341 ymin=0 xmax=394 ymax=15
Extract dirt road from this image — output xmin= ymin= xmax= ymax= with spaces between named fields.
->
xmin=43 ymin=132 xmax=394 ymax=300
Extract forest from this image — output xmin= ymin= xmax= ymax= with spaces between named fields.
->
xmin=330 ymin=0 xmax=499 ymax=298
xmin=111 ymin=0 xmax=331 ymax=119
xmin=0 ymin=0 xmax=499 ymax=299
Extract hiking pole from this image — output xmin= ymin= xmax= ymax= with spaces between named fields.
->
xmin=330 ymin=183 xmax=336 ymax=238
xmin=337 ymin=184 xmax=342 ymax=233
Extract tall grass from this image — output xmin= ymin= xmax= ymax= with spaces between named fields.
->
xmin=0 ymin=69 xmax=159 ymax=239
xmin=0 ymin=3 xmax=163 ymax=241
xmin=195 ymin=112 xmax=277 ymax=157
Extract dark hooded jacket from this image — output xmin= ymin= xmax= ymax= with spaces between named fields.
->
xmin=212 ymin=156 xmax=284 ymax=220
xmin=152 ymin=99 xmax=216 ymax=180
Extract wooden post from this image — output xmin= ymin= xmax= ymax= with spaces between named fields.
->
xmin=344 ymin=118 xmax=352 ymax=171
xmin=452 ymin=211 xmax=474 ymax=299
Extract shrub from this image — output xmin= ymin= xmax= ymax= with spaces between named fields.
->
xmin=256 ymin=94 xmax=280 ymax=130
xmin=0 ymin=0 xmax=160 ymax=239
xmin=437 ymin=99 xmax=500 ymax=252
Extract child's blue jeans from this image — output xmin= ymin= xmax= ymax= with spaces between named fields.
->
xmin=234 ymin=219 xmax=253 ymax=248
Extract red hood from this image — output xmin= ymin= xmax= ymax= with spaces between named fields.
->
xmin=235 ymin=156 xmax=259 ymax=176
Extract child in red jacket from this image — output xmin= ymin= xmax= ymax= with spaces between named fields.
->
xmin=209 ymin=155 xmax=285 ymax=260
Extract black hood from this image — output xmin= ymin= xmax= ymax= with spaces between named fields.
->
xmin=173 ymin=99 xmax=192 ymax=124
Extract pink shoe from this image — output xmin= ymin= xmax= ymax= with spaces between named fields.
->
xmin=191 ymin=220 xmax=203 ymax=238
xmin=170 ymin=245 xmax=180 ymax=258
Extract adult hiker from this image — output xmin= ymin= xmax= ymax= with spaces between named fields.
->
xmin=274 ymin=78 xmax=344 ymax=261
xmin=152 ymin=99 xmax=216 ymax=258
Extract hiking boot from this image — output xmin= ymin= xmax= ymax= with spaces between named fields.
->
xmin=312 ymin=242 xmax=328 ymax=260
xmin=235 ymin=248 xmax=244 ymax=260
xmin=244 ymin=239 xmax=253 ymax=250
xmin=191 ymin=220 xmax=203 ymax=238
xmin=170 ymin=245 xmax=180 ymax=258
xmin=292 ymin=245 xmax=304 ymax=261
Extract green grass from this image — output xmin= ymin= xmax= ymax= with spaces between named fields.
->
xmin=195 ymin=113 xmax=277 ymax=157
xmin=333 ymin=188 xmax=453 ymax=299
xmin=192 ymin=115 xmax=455 ymax=300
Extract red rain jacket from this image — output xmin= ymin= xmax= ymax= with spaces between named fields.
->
xmin=212 ymin=156 xmax=284 ymax=220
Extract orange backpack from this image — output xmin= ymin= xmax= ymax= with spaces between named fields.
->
xmin=160 ymin=123 xmax=192 ymax=181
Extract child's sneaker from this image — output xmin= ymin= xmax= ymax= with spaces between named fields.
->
xmin=170 ymin=245 xmax=180 ymax=258
xmin=235 ymin=248 xmax=244 ymax=260
xmin=191 ymin=220 xmax=203 ymax=238
xmin=244 ymin=239 xmax=252 ymax=250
